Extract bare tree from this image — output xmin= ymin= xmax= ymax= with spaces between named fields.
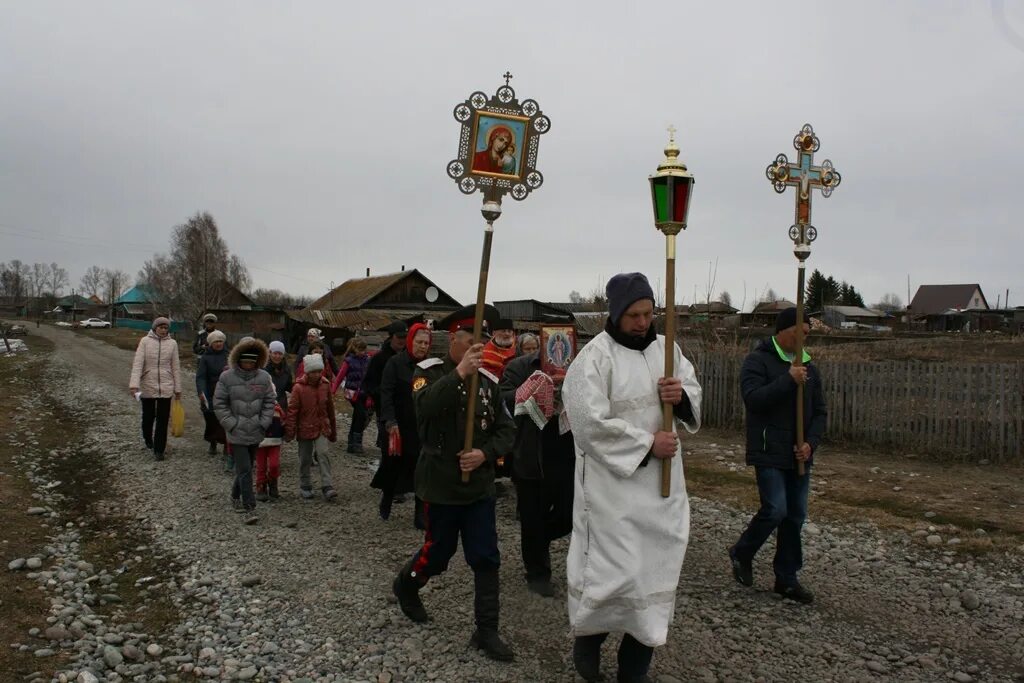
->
xmin=759 ymin=287 xmax=779 ymax=304
xmin=0 ymin=260 xmax=31 ymax=298
xmin=46 ymin=263 xmax=69 ymax=297
xmin=703 ymin=258 xmax=719 ymax=308
xmin=102 ymin=269 xmax=131 ymax=304
xmin=139 ymin=212 xmax=252 ymax=322
xmin=719 ymin=290 xmax=733 ymax=308
xmin=587 ymin=285 xmax=608 ymax=312
xmin=873 ymin=292 xmax=903 ymax=312
xmin=250 ymin=288 xmax=313 ymax=308
xmin=568 ymin=290 xmax=584 ymax=304
xmin=30 ymin=263 xmax=48 ymax=299
xmin=79 ymin=266 xmax=105 ymax=298
xmin=227 ymin=254 xmax=252 ymax=293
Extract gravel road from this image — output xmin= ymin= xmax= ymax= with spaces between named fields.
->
xmin=5 ymin=326 xmax=1023 ymax=683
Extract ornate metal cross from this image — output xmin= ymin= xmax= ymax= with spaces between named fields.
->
xmin=763 ymin=123 xmax=842 ymax=477
xmin=503 ymin=71 xmax=513 ymax=86
xmin=765 ymin=123 xmax=841 ymax=246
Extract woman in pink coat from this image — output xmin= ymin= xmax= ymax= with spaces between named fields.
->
xmin=128 ymin=317 xmax=182 ymax=460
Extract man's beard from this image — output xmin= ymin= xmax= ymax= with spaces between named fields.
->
xmin=493 ymin=338 xmax=514 ymax=349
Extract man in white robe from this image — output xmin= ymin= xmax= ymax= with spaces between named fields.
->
xmin=562 ymin=272 xmax=701 ymax=683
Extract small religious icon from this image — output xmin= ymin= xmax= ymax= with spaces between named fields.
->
xmin=540 ymin=326 xmax=576 ymax=381
xmin=471 ymin=116 xmax=528 ymax=177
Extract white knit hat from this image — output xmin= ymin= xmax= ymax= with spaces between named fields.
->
xmin=207 ymin=330 xmax=226 ymax=344
xmin=303 ymin=354 xmax=324 ymax=373
xmin=268 ymin=341 xmax=286 ymax=354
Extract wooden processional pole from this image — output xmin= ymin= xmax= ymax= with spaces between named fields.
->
xmin=461 ymin=196 xmax=501 ymax=483
xmin=793 ymin=256 xmax=808 ymax=476
xmin=660 ymin=233 xmax=678 ymax=497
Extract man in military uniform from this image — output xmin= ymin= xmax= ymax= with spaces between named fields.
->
xmin=391 ymin=304 xmax=517 ymax=662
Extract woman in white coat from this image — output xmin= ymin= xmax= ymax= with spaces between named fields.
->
xmin=562 ymin=273 xmax=701 ymax=683
xmin=128 ymin=317 xmax=182 ymax=460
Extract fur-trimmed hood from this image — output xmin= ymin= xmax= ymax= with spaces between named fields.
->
xmin=228 ymin=337 xmax=269 ymax=369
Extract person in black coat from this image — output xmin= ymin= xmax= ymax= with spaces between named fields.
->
xmin=363 ymin=321 xmax=408 ymax=458
xmin=499 ymin=351 xmax=576 ymax=598
xmin=372 ymin=323 xmax=428 ymax=525
xmin=729 ymin=307 xmax=827 ymax=604
xmin=195 ymin=330 xmax=229 ymax=456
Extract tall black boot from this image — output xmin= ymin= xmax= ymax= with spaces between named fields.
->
xmin=616 ymin=633 xmax=654 ymax=683
xmin=379 ymin=492 xmax=393 ymax=521
xmin=573 ymin=633 xmax=608 ymax=682
xmin=413 ymin=496 xmax=426 ymax=530
xmin=469 ymin=568 xmax=514 ymax=662
xmin=391 ymin=559 xmax=428 ymax=623
xmin=350 ymin=430 xmax=364 ymax=454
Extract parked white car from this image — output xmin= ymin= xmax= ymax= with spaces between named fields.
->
xmin=79 ymin=318 xmax=112 ymax=329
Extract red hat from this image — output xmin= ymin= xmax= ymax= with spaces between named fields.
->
xmin=406 ymin=322 xmax=430 ymax=357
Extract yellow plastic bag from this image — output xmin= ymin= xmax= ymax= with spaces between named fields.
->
xmin=170 ymin=399 xmax=185 ymax=438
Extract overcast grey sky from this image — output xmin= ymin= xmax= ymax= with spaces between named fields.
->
xmin=2 ymin=1 xmax=1023 ymax=310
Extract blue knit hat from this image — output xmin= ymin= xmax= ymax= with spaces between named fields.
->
xmin=606 ymin=273 xmax=655 ymax=324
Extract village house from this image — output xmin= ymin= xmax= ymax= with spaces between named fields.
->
xmin=910 ymin=284 xmax=995 ymax=332
xmin=289 ymin=268 xmax=460 ymax=351
xmin=816 ymin=305 xmax=892 ymax=331
xmin=494 ymin=300 xmax=575 ymax=330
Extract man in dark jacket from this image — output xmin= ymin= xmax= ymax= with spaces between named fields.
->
xmin=729 ymin=307 xmax=827 ymax=604
xmin=499 ymin=351 xmax=575 ymax=598
xmin=391 ymin=307 xmax=516 ymax=663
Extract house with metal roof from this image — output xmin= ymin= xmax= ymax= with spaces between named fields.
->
xmin=113 ymin=285 xmax=161 ymax=320
xmin=815 ymin=305 xmax=890 ymax=329
xmin=910 ymin=284 xmax=989 ymax=316
xmin=289 ymin=269 xmax=460 ymax=348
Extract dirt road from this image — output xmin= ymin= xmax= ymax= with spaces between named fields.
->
xmin=3 ymin=325 xmax=1022 ymax=682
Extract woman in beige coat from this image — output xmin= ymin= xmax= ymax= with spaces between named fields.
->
xmin=129 ymin=317 xmax=182 ymax=460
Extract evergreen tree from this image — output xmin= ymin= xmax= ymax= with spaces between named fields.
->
xmin=805 ymin=269 xmax=826 ymax=311
xmin=824 ymin=276 xmax=840 ymax=308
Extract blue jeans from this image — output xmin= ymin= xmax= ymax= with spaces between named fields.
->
xmin=733 ymin=465 xmax=809 ymax=585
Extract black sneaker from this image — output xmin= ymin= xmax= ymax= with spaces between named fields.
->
xmin=232 ymin=498 xmax=245 ymax=513
xmin=729 ymin=546 xmax=753 ymax=587
xmin=207 ymin=443 xmax=217 ymax=456
xmin=153 ymin=451 xmax=165 ymax=461
xmin=774 ymin=580 xmax=814 ymax=604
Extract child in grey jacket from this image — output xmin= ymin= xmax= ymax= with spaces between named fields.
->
xmin=214 ymin=337 xmax=278 ymax=519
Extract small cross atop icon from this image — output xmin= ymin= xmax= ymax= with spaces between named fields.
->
xmin=503 ymin=71 xmax=513 ymax=86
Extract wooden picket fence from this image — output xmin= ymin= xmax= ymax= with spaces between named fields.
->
xmin=693 ymin=353 xmax=1024 ymax=464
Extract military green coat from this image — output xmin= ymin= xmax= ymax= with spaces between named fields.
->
xmin=411 ymin=356 xmax=515 ymax=505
